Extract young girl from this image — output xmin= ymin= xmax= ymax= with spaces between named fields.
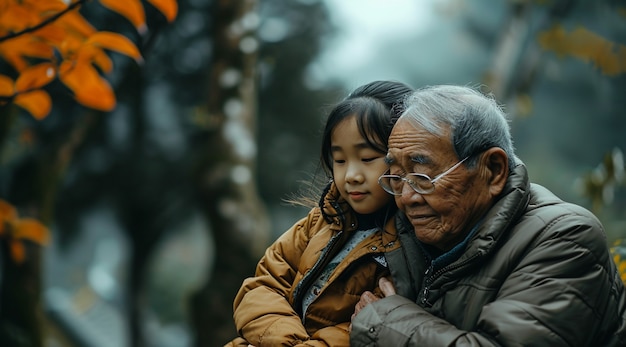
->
xmin=225 ymin=80 xmax=413 ymax=347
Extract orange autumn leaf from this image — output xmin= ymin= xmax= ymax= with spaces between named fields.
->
xmin=10 ymin=218 xmax=50 ymax=245
xmin=53 ymin=9 xmax=96 ymax=39
xmin=86 ymin=31 xmax=142 ymax=63
xmin=0 ymin=2 xmax=41 ymax=32
xmin=58 ymin=34 xmax=83 ymax=59
xmin=10 ymin=242 xmax=26 ymax=263
xmin=0 ymin=200 xmax=18 ymax=230
xmin=76 ymin=44 xmax=113 ymax=73
xmin=15 ymin=89 xmax=52 ymax=119
xmin=148 ymin=0 xmax=178 ymax=22
xmin=0 ymin=35 xmax=54 ymax=71
xmin=22 ymin=0 xmax=68 ymax=15
xmin=33 ymin=20 xmax=74 ymax=46
xmin=0 ymin=199 xmax=49 ymax=264
xmin=59 ymin=60 xmax=115 ymax=111
xmin=538 ymin=25 xmax=626 ymax=76
xmin=0 ymin=75 xmax=14 ymax=97
xmin=15 ymin=62 xmax=56 ymax=92
xmin=99 ymin=0 xmax=147 ymax=34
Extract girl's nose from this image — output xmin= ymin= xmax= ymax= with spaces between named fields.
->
xmin=345 ymin=164 xmax=364 ymax=183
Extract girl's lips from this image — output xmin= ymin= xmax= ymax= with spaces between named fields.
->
xmin=349 ymin=192 xmax=367 ymax=201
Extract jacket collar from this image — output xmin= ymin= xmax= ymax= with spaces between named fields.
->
xmin=468 ymin=162 xmax=530 ymax=257
xmin=319 ymin=180 xmax=358 ymax=233
xmin=395 ymin=163 xmax=531 ymax=260
xmin=319 ymin=181 xmax=399 ymax=242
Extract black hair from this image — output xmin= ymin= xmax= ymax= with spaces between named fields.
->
xmin=320 ymin=80 xmax=413 ymax=177
xmin=286 ymin=80 xmax=414 ymax=209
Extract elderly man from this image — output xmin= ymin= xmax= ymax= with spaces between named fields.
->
xmin=350 ymin=85 xmax=626 ymax=346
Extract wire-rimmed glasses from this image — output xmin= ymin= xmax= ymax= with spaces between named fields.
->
xmin=378 ymin=156 xmax=469 ymax=195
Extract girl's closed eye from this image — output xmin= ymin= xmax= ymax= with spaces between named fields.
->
xmin=332 ymin=154 xmax=346 ymax=164
xmin=360 ymin=148 xmax=385 ymax=163
xmin=362 ymin=156 xmax=383 ymax=163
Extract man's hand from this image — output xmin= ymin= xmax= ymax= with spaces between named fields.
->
xmin=351 ymin=277 xmax=397 ymax=322
xmin=378 ymin=277 xmax=396 ymax=297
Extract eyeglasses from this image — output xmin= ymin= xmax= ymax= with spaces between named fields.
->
xmin=378 ymin=156 xmax=469 ymax=195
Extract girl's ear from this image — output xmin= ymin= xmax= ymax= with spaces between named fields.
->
xmin=481 ymin=147 xmax=509 ymax=197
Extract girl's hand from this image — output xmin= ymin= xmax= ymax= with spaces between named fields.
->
xmin=351 ymin=277 xmax=396 ymax=320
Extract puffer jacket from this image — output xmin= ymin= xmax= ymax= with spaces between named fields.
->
xmin=225 ymin=182 xmax=401 ymax=347
xmin=350 ymin=163 xmax=626 ymax=346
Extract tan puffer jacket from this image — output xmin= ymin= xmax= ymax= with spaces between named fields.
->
xmin=225 ymin=182 xmax=401 ymax=347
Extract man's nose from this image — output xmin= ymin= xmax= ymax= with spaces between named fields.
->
xmin=398 ymin=182 xmax=425 ymax=204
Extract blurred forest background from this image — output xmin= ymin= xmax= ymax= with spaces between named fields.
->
xmin=0 ymin=0 xmax=625 ymax=346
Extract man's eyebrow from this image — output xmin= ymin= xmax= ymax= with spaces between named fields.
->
xmin=384 ymin=155 xmax=394 ymax=165
xmin=410 ymin=154 xmax=429 ymax=164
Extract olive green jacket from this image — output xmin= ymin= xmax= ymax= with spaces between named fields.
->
xmin=351 ymin=164 xmax=626 ymax=346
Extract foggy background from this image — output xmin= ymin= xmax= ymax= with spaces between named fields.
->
xmin=0 ymin=0 xmax=624 ymax=346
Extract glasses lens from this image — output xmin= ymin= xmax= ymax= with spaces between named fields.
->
xmin=388 ymin=176 xmax=404 ymax=194
xmin=408 ymin=174 xmax=435 ymax=194
xmin=379 ymin=175 xmax=401 ymax=195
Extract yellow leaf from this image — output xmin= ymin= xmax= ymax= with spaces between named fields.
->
xmin=59 ymin=61 xmax=116 ymax=111
xmin=15 ymin=90 xmax=52 ymax=120
xmin=11 ymin=218 xmax=50 ymax=245
xmin=0 ymin=75 xmax=14 ymax=97
xmin=99 ymin=0 xmax=147 ymax=34
xmin=86 ymin=32 xmax=143 ymax=63
xmin=10 ymin=241 xmax=26 ymax=264
xmin=147 ymin=0 xmax=178 ymax=22
xmin=15 ymin=63 xmax=56 ymax=92
xmin=538 ymin=25 xmax=626 ymax=76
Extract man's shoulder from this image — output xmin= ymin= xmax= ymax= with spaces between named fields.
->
xmin=528 ymin=183 xmax=599 ymax=221
xmin=521 ymin=183 xmax=606 ymax=248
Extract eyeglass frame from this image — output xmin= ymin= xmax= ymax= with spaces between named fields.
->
xmin=378 ymin=156 xmax=470 ymax=196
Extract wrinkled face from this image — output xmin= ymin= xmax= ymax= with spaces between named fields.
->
xmin=331 ymin=116 xmax=393 ymax=215
xmin=385 ymin=118 xmax=494 ymax=251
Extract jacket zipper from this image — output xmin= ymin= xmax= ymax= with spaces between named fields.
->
xmin=293 ymin=201 xmax=348 ymax=318
xmin=420 ymin=251 xmax=483 ymax=307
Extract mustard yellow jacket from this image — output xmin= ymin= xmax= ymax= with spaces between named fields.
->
xmin=225 ymin=182 xmax=400 ymax=347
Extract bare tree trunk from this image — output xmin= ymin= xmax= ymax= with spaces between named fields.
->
xmin=190 ymin=0 xmax=270 ymax=346
xmin=0 ymin=242 xmax=44 ymax=347
xmin=0 ymin=106 xmax=97 ymax=347
xmin=483 ymin=0 xmax=576 ymax=116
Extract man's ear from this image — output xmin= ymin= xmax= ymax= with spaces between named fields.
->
xmin=481 ymin=147 xmax=508 ymax=197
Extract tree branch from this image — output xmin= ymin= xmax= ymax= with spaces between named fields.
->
xmin=0 ymin=0 xmax=88 ymax=43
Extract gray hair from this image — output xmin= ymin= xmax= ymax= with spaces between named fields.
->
xmin=400 ymin=85 xmax=518 ymax=171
